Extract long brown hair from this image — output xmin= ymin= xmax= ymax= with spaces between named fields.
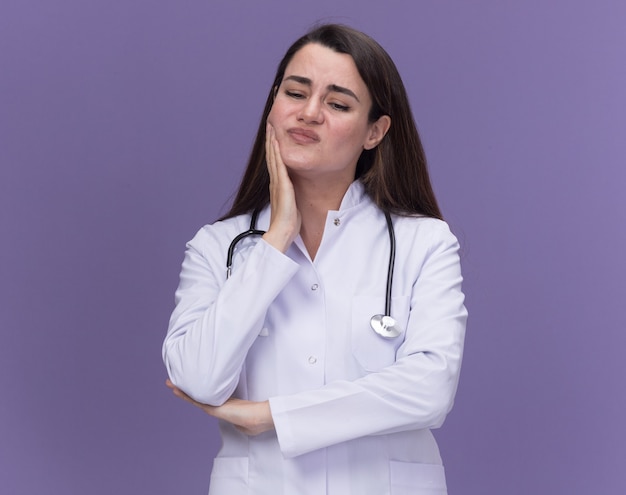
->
xmin=223 ymin=24 xmax=442 ymax=220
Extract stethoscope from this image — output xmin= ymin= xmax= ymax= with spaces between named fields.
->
xmin=226 ymin=209 xmax=402 ymax=339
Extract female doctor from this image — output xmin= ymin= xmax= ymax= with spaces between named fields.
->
xmin=163 ymin=24 xmax=467 ymax=495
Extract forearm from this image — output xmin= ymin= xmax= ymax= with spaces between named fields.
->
xmin=163 ymin=237 xmax=299 ymax=404
xmin=270 ymin=224 xmax=468 ymax=457
xmin=269 ymin=330 xmax=465 ymax=458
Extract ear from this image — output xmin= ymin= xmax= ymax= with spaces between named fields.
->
xmin=364 ymin=115 xmax=391 ymax=150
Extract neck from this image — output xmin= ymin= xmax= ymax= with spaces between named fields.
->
xmin=291 ymin=175 xmax=353 ymax=260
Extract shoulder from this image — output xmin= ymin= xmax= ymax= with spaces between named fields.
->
xmin=394 ymin=214 xmax=456 ymax=239
xmin=186 ymin=213 xmax=253 ymax=256
xmin=393 ymin=215 xmax=461 ymax=256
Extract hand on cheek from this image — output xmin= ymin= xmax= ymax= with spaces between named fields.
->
xmin=262 ymin=123 xmax=301 ymax=253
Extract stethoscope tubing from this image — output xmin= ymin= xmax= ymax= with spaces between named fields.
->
xmin=382 ymin=210 xmax=395 ymax=319
xmin=226 ymin=208 xmax=398 ymax=337
xmin=226 ymin=209 xmax=265 ymax=278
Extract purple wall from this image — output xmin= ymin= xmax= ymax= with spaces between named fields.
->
xmin=2 ymin=1 xmax=625 ymax=493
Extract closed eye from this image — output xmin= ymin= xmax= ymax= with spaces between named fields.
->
xmin=285 ymin=90 xmax=305 ymax=99
xmin=330 ymin=102 xmax=350 ymax=112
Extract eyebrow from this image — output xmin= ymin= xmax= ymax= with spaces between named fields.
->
xmin=283 ymin=75 xmax=360 ymax=103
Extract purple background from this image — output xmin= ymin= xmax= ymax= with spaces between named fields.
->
xmin=2 ymin=1 xmax=625 ymax=493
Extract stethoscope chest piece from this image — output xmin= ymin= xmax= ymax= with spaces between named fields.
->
xmin=370 ymin=314 xmax=402 ymax=339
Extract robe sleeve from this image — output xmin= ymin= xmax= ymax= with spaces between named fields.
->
xmin=269 ymin=222 xmax=467 ymax=458
xmin=162 ymin=225 xmax=299 ymax=405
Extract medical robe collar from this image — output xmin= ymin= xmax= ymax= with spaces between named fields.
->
xmin=337 ymin=180 xmax=368 ymax=212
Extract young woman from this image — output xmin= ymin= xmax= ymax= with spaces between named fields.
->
xmin=163 ymin=24 xmax=467 ymax=495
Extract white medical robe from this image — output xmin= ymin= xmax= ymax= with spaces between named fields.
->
xmin=163 ymin=181 xmax=467 ymax=494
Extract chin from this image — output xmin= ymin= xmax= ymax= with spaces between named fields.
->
xmin=281 ymin=153 xmax=319 ymax=171
xmin=284 ymin=162 xmax=318 ymax=175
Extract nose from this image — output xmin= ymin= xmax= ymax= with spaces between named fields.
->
xmin=298 ymin=97 xmax=324 ymax=125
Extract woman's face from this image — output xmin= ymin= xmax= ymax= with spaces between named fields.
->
xmin=267 ymin=43 xmax=389 ymax=183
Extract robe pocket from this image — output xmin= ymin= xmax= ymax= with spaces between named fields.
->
xmin=390 ymin=461 xmax=447 ymax=494
xmin=208 ymin=456 xmax=249 ymax=494
xmin=351 ymin=295 xmax=410 ymax=371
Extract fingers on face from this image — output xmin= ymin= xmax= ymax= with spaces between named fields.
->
xmin=265 ymin=124 xmax=272 ymax=163
xmin=265 ymin=124 xmax=276 ymax=180
xmin=266 ymin=123 xmax=286 ymax=186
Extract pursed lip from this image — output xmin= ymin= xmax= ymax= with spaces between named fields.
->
xmin=286 ymin=127 xmax=320 ymax=143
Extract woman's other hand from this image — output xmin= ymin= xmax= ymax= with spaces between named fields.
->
xmin=262 ymin=123 xmax=301 ymax=253
xmin=165 ymin=380 xmax=274 ymax=436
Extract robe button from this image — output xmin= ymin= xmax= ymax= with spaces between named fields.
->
xmin=308 ymin=356 xmax=317 ymax=364
xmin=333 ymin=218 xmax=341 ymax=226
xmin=311 ymin=284 xmax=319 ymax=291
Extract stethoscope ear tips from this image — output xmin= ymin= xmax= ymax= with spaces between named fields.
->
xmin=370 ymin=314 xmax=402 ymax=339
